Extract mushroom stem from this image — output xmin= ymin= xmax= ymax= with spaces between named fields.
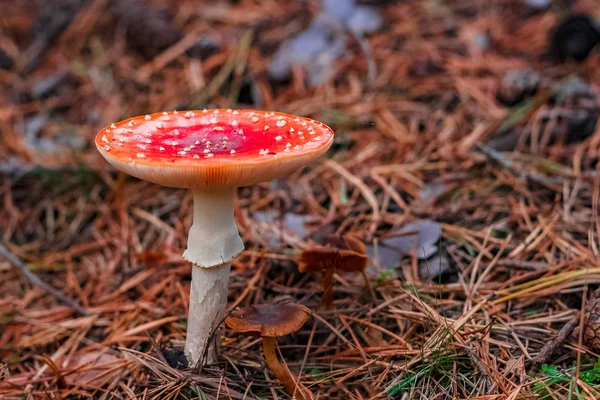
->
xmin=322 ymin=268 xmax=335 ymax=309
xmin=183 ymin=189 xmax=245 ymax=366
xmin=184 ymin=263 xmax=230 ymax=365
xmin=183 ymin=189 xmax=244 ymax=268
xmin=262 ymin=337 xmax=312 ymax=400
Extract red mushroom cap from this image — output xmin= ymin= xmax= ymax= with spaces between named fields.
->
xmin=95 ymin=109 xmax=334 ymax=190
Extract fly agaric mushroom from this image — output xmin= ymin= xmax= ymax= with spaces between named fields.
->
xmin=95 ymin=109 xmax=333 ymax=365
xmin=298 ymin=234 xmax=369 ymax=308
xmin=225 ymin=302 xmax=312 ymax=400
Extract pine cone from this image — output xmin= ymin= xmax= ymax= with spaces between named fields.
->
xmin=582 ymin=298 xmax=600 ymax=351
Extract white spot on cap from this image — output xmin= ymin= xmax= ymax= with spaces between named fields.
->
xmin=284 ymin=148 xmax=290 ymax=152
xmin=286 ymin=143 xmax=291 ymax=147
xmin=145 ymin=115 xmax=151 ymax=120
xmin=276 ymin=119 xmax=287 ymax=127
xmin=136 ymin=153 xmax=145 ymax=158
xmin=172 ymin=141 xmax=178 ymax=146
xmin=105 ymin=129 xmax=111 ymax=133
xmin=275 ymin=136 xmax=282 ymax=141
xmin=251 ymin=117 xmax=259 ymax=123
xmin=159 ymin=147 xmax=165 ymax=151
xmin=103 ymin=145 xmax=111 ymax=151
xmin=194 ymin=140 xmax=200 ymax=145
xmin=294 ymin=118 xmax=300 ymax=122
xmin=289 ymin=127 xmax=295 ymax=133
xmin=111 ymin=123 xmax=116 ymax=129
xmin=233 ymin=110 xmax=239 ymax=115
xmin=230 ymin=150 xmax=236 ymax=154
xmin=210 ymin=118 xmax=218 ymax=124
xmin=157 ymin=123 xmax=165 ymax=129
xmin=213 ymin=126 xmax=224 ymax=131
xmin=163 ymin=112 xmax=168 ymax=115
xmin=174 ymin=130 xmax=180 ymax=135
xmin=173 ymin=110 xmax=178 ymax=114
xmin=203 ymin=109 xmax=208 ymax=113
xmin=144 ymin=138 xmax=152 ymax=143
xmin=226 ymin=109 xmax=232 ymax=113
xmin=264 ymin=125 xmax=269 ymax=130
xmin=259 ymin=149 xmax=269 ymax=155
xmin=213 ymin=110 xmax=219 ymax=114
xmin=184 ymin=147 xmax=191 ymax=151
xmin=128 ymin=120 xmax=135 ymax=127
xmin=101 ymin=135 xmax=108 ymax=142
xmin=184 ymin=111 xmax=194 ymax=118
xmin=232 ymin=120 xmax=238 ymax=126
xmin=193 ymin=155 xmax=200 ymax=159
xmin=203 ymin=149 xmax=210 ymax=154
xmin=205 ymin=153 xmax=214 ymax=158
xmin=178 ymin=151 xmax=186 ymax=155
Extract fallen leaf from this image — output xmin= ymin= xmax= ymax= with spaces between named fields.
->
xmin=253 ymin=210 xmax=310 ymax=247
xmin=61 ymin=352 xmax=123 ymax=387
xmin=418 ymin=254 xmax=452 ymax=281
xmin=381 ymin=220 xmax=442 ymax=260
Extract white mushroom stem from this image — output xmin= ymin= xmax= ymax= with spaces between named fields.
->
xmin=182 ymin=189 xmax=245 ymax=366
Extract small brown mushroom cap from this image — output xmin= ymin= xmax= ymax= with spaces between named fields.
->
xmin=298 ymin=234 xmax=368 ymax=273
xmin=298 ymin=249 xmax=368 ymax=273
xmin=225 ymin=303 xmax=311 ymax=337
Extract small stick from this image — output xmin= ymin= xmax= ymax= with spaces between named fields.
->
xmin=465 ymin=346 xmax=494 ymax=392
xmin=531 ymin=314 xmax=579 ymax=367
xmin=0 ymin=242 xmax=88 ymax=316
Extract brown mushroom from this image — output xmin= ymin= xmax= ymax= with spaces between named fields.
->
xmin=225 ymin=302 xmax=313 ymax=400
xmin=298 ymin=234 xmax=369 ymax=308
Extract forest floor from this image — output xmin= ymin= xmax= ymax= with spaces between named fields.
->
xmin=2 ymin=0 xmax=600 ymax=398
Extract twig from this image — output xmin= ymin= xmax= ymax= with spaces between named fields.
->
xmin=0 ymin=242 xmax=89 ymax=316
xmin=531 ymin=314 xmax=579 ymax=367
xmin=465 ymin=346 xmax=493 ymax=392
xmin=476 ymin=144 xmax=563 ymax=190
